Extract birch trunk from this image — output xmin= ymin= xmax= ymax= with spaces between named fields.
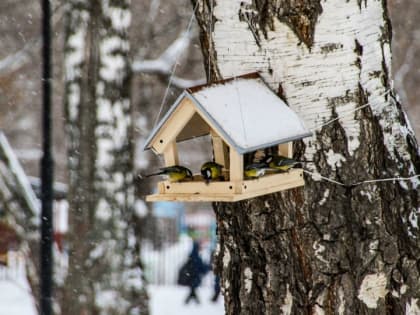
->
xmin=62 ymin=1 xmax=148 ymax=314
xmin=193 ymin=0 xmax=420 ymax=313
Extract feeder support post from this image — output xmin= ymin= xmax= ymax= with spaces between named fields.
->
xmin=163 ymin=142 xmax=179 ymax=166
xmin=278 ymin=142 xmax=293 ymax=158
xmin=229 ymin=149 xmax=243 ymax=193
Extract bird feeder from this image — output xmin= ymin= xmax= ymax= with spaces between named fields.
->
xmin=143 ymin=73 xmax=311 ymax=202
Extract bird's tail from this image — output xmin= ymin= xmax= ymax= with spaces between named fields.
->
xmin=145 ymin=171 xmax=164 ymax=177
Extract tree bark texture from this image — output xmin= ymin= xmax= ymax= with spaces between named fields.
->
xmin=62 ymin=1 xmax=148 ymax=314
xmin=193 ymin=0 xmax=420 ymax=314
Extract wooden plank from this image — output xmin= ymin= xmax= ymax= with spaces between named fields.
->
xmin=151 ymin=98 xmax=196 ymax=154
xmin=146 ymin=193 xmax=238 ymax=202
xmin=278 ymin=142 xmax=293 ymax=158
xmin=234 ymin=176 xmax=304 ymax=201
xmin=145 ymin=175 xmax=304 ymax=202
xmin=242 ymin=169 xmax=303 ymax=192
xmin=157 ymin=181 xmax=166 ymax=194
xmin=146 ymin=169 xmax=304 ymax=202
xmin=159 ymin=179 xmax=238 ymax=194
xmin=145 ymin=167 xmax=305 ymax=202
xmin=163 ymin=142 xmax=179 ymax=166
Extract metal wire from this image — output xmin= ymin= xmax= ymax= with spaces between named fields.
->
xmin=303 ymin=170 xmax=420 ymax=187
xmin=152 ymin=1 xmax=200 ymax=129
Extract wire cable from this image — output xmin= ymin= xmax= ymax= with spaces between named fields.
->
xmin=152 ymin=1 xmax=199 ymax=129
xmin=303 ymin=170 xmax=420 ymax=187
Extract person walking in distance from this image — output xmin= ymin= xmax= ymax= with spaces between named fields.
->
xmin=183 ymin=240 xmax=209 ymax=304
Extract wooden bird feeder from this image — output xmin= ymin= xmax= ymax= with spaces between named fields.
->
xmin=143 ymin=73 xmax=311 ymax=202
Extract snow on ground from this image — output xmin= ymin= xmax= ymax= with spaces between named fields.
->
xmin=142 ymin=236 xmax=193 ymax=285
xmin=149 ymin=285 xmax=224 ymax=315
xmin=0 ymin=276 xmax=224 ymax=315
xmin=0 ymin=258 xmax=37 ymax=315
xmin=0 ymin=280 xmax=37 ymax=315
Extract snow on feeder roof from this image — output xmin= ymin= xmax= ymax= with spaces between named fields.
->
xmin=144 ymin=73 xmax=311 ymax=154
xmin=143 ymin=73 xmax=312 ymax=202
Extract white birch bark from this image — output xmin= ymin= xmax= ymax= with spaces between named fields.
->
xmin=63 ymin=1 xmax=148 ymax=314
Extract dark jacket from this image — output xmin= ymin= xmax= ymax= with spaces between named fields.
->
xmin=183 ymin=241 xmax=209 ymax=288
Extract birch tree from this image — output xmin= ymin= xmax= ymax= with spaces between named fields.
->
xmin=62 ymin=1 xmax=148 ymax=314
xmin=193 ymin=0 xmax=420 ymax=313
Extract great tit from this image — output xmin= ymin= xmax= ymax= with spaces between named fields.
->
xmin=146 ymin=165 xmax=193 ymax=182
xmin=244 ymin=163 xmax=268 ymax=179
xmin=201 ymin=161 xmax=224 ymax=183
xmin=262 ymin=154 xmax=299 ymax=172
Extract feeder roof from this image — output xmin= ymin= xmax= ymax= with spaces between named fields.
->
xmin=144 ymin=73 xmax=312 ymax=154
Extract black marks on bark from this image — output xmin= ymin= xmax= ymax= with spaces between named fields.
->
xmin=378 ymin=4 xmax=392 ymax=92
xmin=380 ymin=58 xmax=390 ymax=89
xmin=354 ymin=39 xmax=363 ymax=56
xmin=320 ymin=43 xmax=343 ymax=54
xmin=239 ymin=3 xmax=263 ymax=47
xmin=406 ymin=131 xmax=420 ymax=172
xmin=357 ymin=0 xmax=368 ymax=10
xmin=326 ymin=90 xmax=357 ymax=109
xmin=277 ymin=82 xmax=287 ymax=102
xmin=385 ymin=292 xmax=404 ymax=315
xmin=301 ymin=80 xmax=316 ymax=87
xmin=381 ymin=0 xmax=393 ymax=44
xmin=354 ymin=39 xmax=363 ymax=69
xmin=239 ymin=0 xmax=322 ymax=48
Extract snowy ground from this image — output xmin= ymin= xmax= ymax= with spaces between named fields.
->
xmin=0 ymin=283 xmax=224 ymax=315
xmin=0 ymin=264 xmax=37 ymax=315
xmin=0 ymin=280 xmax=37 ymax=315
xmin=149 ymin=285 xmax=224 ymax=315
xmin=0 ymin=245 xmax=224 ymax=315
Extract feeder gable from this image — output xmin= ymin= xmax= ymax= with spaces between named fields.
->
xmin=145 ymin=94 xmax=197 ymax=154
xmin=143 ymin=73 xmax=311 ymax=155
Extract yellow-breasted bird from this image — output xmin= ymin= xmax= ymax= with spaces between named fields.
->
xmin=262 ymin=154 xmax=299 ymax=172
xmin=146 ymin=165 xmax=193 ymax=182
xmin=244 ymin=163 xmax=268 ymax=179
xmin=201 ymin=161 xmax=224 ymax=183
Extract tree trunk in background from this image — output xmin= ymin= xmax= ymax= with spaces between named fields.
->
xmin=62 ymin=1 xmax=148 ymax=314
xmin=194 ymin=0 xmax=420 ymax=313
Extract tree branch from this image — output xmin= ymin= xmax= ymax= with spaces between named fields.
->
xmin=132 ymin=31 xmax=206 ymax=89
xmin=0 ymin=2 xmax=65 ymax=75
xmin=0 ymin=132 xmax=40 ymax=220
xmin=0 ymin=38 xmax=40 ymax=74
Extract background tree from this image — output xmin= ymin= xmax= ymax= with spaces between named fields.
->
xmin=61 ymin=0 xmax=148 ymax=314
xmin=193 ymin=0 xmax=420 ymax=314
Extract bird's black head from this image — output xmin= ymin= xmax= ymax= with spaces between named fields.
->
xmin=201 ymin=168 xmax=211 ymax=180
xmin=186 ymin=169 xmax=193 ymax=179
xmin=261 ymin=155 xmax=273 ymax=165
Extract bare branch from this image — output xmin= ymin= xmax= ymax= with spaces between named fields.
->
xmin=0 ymin=2 xmax=66 ymax=75
xmin=0 ymin=38 xmax=41 ymax=74
xmin=132 ymin=30 xmax=206 ymax=89
xmin=0 ymin=132 xmax=40 ymax=221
